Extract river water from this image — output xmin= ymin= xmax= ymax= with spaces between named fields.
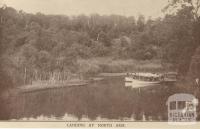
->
xmin=7 ymin=76 xmax=194 ymax=121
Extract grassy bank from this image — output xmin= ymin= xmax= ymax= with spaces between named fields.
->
xmin=77 ymin=57 xmax=163 ymax=76
xmin=14 ymin=58 xmax=164 ymax=93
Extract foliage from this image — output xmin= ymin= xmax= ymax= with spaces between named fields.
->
xmin=0 ymin=0 xmax=200 ymax=85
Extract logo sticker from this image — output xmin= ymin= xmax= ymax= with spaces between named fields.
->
xmin=166 ymin=93 xmax=198 ymax=124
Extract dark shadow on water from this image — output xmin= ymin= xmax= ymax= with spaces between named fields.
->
xmin=7 ymin=76 xmax=200 ymax=121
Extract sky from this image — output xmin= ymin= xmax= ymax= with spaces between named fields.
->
xmin=2 ymin=0 xmax=169 ymax=18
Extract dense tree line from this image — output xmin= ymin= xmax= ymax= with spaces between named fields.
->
xmin=0 ymin=5 xmax=13 ymax=119
xmin=0 ymin=0 xmax=199 ymax=86
xmin=0 ymin=0 xmax=199 ymax=120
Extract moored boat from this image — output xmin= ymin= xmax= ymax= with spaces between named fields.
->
xmin=125 ymin=72 xmax=178 ymax=88
xmin=125 ymin=72 xmax=162 ymax=88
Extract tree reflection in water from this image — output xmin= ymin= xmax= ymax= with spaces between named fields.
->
xmin=8 ymin=76 xmax=189 ymax=121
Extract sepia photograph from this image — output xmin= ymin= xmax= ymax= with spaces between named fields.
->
xmin=0 ymin=0 xmax=200 ymax=126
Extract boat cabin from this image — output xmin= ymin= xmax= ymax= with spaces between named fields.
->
xmin=127 ymin=72 xmax=161 ymax=82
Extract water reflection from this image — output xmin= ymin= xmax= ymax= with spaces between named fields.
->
xmin=9 ymin=76 xmax=181 ymax=121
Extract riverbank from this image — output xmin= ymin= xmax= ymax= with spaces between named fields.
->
xmin=17 ymin=58 xmax=165 ymax=93
xmin=98 ymin=73 xmax=126 ymax=77
xmin=78 ymin=58 xmax=164 ymax=76
xmin=18 ymin=80 xmax=88 ymax=93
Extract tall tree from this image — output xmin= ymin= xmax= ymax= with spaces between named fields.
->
xmin=137 ymin=15 xmax=145 ymax=32
xmin=0 ymin=5 xmax=13 ymax=120
xmin=163 ymin=0 xmax=200 ymax=75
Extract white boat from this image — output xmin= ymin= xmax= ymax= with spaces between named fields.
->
xmin=125 ymin=72 xmax=161 ymax=88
